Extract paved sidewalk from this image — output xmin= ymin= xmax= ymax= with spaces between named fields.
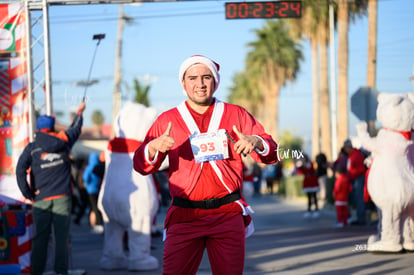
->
xmin=68 ymin=194 xmax=414 ymax=275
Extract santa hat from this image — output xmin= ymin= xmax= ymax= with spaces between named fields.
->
xmin=179 ymin=55 xmax=220 ymax=92
xmin=36 ymin=115 xmax=55 ymax=132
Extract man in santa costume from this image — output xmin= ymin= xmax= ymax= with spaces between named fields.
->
xmin=133 ymin=55 xmax=278 ymax=275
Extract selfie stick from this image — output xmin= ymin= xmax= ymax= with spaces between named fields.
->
xmin=83 ymin=33 xmax=105 ymax=102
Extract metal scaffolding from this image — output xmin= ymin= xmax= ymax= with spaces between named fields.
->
xmin=22 ymin=0 xmax=170 ymax=139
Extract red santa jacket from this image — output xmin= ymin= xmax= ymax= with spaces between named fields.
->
xmin=133 ymin=99 xmax=278 ymax=230
xmin=333 ymin=173 xmax=352 ymax=203
xmin=297 ymin=162 xmax=319 ymax=193
xmin=347 ymin=148 xmax=366 ymax=181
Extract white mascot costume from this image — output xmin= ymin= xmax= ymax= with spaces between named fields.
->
xmin=98 ymin=101 xmax=159 ymax=270
xmin=356 ymin=92 xmax=414 ymax=253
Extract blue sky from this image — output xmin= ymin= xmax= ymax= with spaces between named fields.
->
xmin=40 ymin=0 xmax=414 ymax=148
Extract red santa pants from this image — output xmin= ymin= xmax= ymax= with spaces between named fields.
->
xmin=163 ymin=212 xmax=245 ymax=275
xmin=336 ymin=204 xmax=349 ymax=225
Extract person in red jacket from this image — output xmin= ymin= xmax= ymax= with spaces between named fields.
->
xmin=296 ymin=154 xmax=320 ymax=218
xmin=133 ymin=55 xmax=278 ymax=275
xmin=333 ymin=166 xmax=353 ymax=227
xmin=343 ymin=139 xmax=367 ymax=225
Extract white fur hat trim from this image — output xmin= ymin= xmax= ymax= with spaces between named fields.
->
xmin=179 ymin=55 xmax=220 ymax=93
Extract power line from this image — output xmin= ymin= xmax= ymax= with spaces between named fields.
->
xmin=48 ymin=0 xmax=414 ymax=25
xmin=51 ymin=9 xmax=223 ymax=24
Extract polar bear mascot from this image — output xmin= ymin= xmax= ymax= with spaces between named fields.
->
xmin=356 ymin=92 xmax=414 ymax=253
xmin=98 ymin=101 xmax=160 ymax=270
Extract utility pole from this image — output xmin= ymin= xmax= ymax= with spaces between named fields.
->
xmin=367 ymin=0 xmax=378 ymax=136
xmin=112 ymin=4 xmax=124 ymax=131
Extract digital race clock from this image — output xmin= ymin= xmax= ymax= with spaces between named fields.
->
xmin=225 ymin=1 xmax=302 ymax=19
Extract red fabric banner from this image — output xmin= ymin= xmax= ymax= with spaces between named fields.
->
xmin=0 ymin=3 xmax=32 ymax=273
xmin=0 ymin=2 xmax=30 ymax=204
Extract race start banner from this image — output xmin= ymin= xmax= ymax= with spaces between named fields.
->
xmin=0 ymin=1 xmax=30 ymax=204
xmin=0 ymin=3 xmax=32 ymax=273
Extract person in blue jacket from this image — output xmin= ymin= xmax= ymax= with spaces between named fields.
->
xmin=16 ymin=102 xmax=85 ymax=275
xmin=82 ymin=152 xmax=104 ymax=233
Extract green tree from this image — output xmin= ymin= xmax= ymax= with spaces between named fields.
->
xmin=228 ymin=71 xmax=262 ymax=119
xmin=313 ymin=1 xmax=332 ymax=161
xmin=91 ymin=110 xmax=105 ymax=137
xmin=133 ymin=78 xmax=150 ymax=107
xmin=366 ymin=0 xmax=377 ymax=136
xmin=287 ymin=0 xmax=368 ymax=160
xmin=286 ymin=0 xmax=325 ymax=160
xmin=337 ymin=0 xmax=368 ymax=153
xmin=278 ymin=130 xmax=304 ymax=152
xmin=277 ymin=130 xmax=304 ymax=169
xmin=246 ymin=19 xmax=303 ymax=139
xmin=91 ymin=110 xmax=104 ymax=126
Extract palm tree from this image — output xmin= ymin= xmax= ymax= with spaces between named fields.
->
xmin=366 ymin=0 xmax=377 ymax=136
xmin=314 ymin=1 xmax=333 ymax=161
xmin=288 ymin=0 xmax=366 ymax=160
xmin=286 ymin=0 xmax=328 ymax=160
xmin=366 ymin=0 xmax=377 ymax=88
xmin=337 ymin=0 xmax=368 ymax=151
xmin=132 ymin=78 xmax=150 ymax=107
xmin=246 ymin=20 xmax=303 ymax=139
xmin=91 ymin=109 xmax=105 ymax=137
xmin=255 ymin=1 xmax=369 ymax=161
xmin=337 ymin=0 xmax=349 ymax=154
xmin=228 ymin=71 xmax=262 ymax=120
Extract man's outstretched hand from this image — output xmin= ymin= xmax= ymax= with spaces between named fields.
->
xmin=77 ymin=102 xmax=86 ymax=114
xmin=232 ymin=125 xmax=263 ymax=155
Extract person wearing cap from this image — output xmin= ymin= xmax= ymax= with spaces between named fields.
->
xmin=133 ymin=55 xmax=278 ymax=274
xmin=16 ymin=101 xmax=85 ymax=275
xmin=343 ymin=138 xmax=367 ymax=226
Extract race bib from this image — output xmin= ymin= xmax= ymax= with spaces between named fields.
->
xmin=190 ymin=129 xmax=229 ymax=163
